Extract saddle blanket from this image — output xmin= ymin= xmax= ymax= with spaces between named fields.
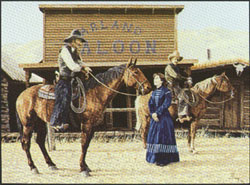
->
xmin=38 ymin=85 xmax=55 ymax=100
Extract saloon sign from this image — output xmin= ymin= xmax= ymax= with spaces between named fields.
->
xmin=41 ymin=4 xmax=179 ymax=63
xmin=79 ymin=20 xmax=157 ymax=56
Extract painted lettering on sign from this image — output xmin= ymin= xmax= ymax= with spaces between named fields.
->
xmin=82 ymin=20 xmax=141 ymax=35
xmin=113 ymin=40 xmax=124 ymax=54
xmin=80 ymin=20 xmax=156 ymax=55
xmin=81 ymin=40 xmax=157 ymax=55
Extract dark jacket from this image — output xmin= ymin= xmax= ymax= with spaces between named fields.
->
xmin=164 ymin=64 xmax=188 ymax=86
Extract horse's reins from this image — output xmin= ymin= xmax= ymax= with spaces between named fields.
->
xmin=199 ymin=94 xmax=234 ymax=104
xmin=77 ymin=48 xmax=145 ymax=96
xmin=71 ymin=52 xmax=144 ymax=114
xmin=88 ymin=67 xmax=146 ymax=97
xmin=197 ymin=76 xmax=234 ymax=104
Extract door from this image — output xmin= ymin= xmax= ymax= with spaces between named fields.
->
xmin=224 ymin=81 xmax=241 ymax=129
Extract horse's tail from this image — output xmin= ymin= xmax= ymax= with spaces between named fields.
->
xmin=134 ymin=96 xmax=142 ymax=131
xmin=16 ymin=111 xmax=23 ymax=141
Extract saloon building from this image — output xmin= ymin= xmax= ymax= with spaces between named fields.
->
xmin=19 ymin=4 xmax=197 ymax=131
xmin=17 ymin=4 xmax=249 ymax=134
xmin=0 ymin=3 xmax=246 ymax=135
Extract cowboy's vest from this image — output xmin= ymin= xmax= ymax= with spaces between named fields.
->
xmin=165 ymin=63 xmax=188 ymax=85
xmin=58 ymin=45 xmax=81 ymax=78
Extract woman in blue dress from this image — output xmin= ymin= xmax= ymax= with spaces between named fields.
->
xmin=146 ymin=73 xmax=180 ymax=166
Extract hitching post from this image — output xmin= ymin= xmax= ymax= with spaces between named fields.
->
xmin=47 ymin=123 xmax=56 ymax=151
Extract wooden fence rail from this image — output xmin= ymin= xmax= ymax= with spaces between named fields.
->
xmin=2 ymin=129 xmax=249 ymax=146
xmin=104 ymin=108 xmax=135 ymax=112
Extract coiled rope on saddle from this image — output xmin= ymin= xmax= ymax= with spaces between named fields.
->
xmin=70 ymin=77 xmax=86 ymax=113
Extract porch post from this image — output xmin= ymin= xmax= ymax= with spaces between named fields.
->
xmin=24 ymin=70 xmax=31 ymax=88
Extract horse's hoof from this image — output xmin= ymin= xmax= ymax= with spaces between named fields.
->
xmin=80 ymin=170 xmax=90 ymax=177
xmin=31 ymin=168 xmax=39 ymax=174
xmin=192 ymin=150 xmax=198 ymax=154
xmin=49 ymin=165 xmax=58 ymax=171
xmin=86 ymin=167 xmax=92 ymax=172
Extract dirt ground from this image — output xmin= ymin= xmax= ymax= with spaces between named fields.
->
xmin=1 ymin=137 xmax=249 ymax=184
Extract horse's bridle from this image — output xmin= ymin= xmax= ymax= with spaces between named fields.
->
xmin=199 ymin=75 xmax=234 ymax=104
xmin=126 ymin=66 xmax=148 ymax=95
xmin=214 ymin=75 xmax=234 ymax=97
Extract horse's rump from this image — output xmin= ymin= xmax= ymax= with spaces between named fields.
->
xmin=16 ymin=85 xmax=56 ymax=124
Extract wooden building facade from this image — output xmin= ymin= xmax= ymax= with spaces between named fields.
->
xmin=1 ymin=42 xmax=43 ymax=132
xmin=1 ymin=72 xmax=23 ymax=132
xmin=191 ymin=60 xmax=249 ymax=131
xmin=1 ymin=71 xmax=37 ymax=132
xmin=19 ymin=4 xmax=197 ymax=131
xmin=41 ymin=4 xmax=183 ymax=63
xmin=19 ymin=4 xmax=195 ymax=83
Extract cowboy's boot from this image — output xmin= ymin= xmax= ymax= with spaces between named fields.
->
xmin=186 ymin=115 xmax=192 ymax=121
xmin=177 ymin=115 xmax=192 ymax=123
xmin=52 ymin=123 xmax=69 ymax=132
xmin=176 ymin=116 xmax=185 ymax=123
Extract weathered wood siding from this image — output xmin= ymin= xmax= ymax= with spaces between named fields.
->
xmin=1 ymin=72 xmax=26 ymax=132
xmin=1 ymin=74 xmax=10 ymax=132
xmin=8 ymin=82 xmax=26 ymax=132
xmin=243 ymin=79 xmax=250 ymax=129
xmin=199 ymin=93 xmax=222 ymax=128
xmin=43 ymin=8 xmax=177 ymax=64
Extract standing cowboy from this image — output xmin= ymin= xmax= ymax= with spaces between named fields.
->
xmin=50 ymin=29 xmax=92 ymax=132
xmin=164 ymin=50 xmax=192 ymax=123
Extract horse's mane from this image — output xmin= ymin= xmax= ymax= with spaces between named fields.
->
xmin=192 ymin=76 xmax=216 ymax=94
xmin=84 ymin=64 xmax=126 ymax=90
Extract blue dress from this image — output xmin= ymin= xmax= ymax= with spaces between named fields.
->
xmin=146 ymin=86 xmax=180 ymax=165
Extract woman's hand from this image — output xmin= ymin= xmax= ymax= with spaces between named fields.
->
xmin=152 ymin=113 xmax=159 ymax=122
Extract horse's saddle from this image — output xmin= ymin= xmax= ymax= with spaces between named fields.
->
xmin=167 ymin=85 xmax=199 ymax=106
xmin=38 ymin=77 xmax=86 ymax=114
xmin=38 ymin=85 xmax=55 ymax=100
xmin=37 ymin=84 xmax=80 ymax=100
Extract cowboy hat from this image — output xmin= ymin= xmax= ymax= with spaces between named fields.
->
xmin=64 ymin=29 xmax=86 ymax=43
xmin=168 ymin=50 xmax=183 ymax=62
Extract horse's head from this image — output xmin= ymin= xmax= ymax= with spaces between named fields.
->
xmin=213 ymin=72 xmax=235 ymax=97
xmin=123 ymin=58 xmax=152 ymax=95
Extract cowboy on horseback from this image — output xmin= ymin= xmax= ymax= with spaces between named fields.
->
xmin=50 ymin=29 xmax=92 ymax=132
xmin=164 ymin=50 xmax=192 ymax=123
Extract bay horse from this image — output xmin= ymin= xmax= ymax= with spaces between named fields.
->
xmin=16 ymin=58 xmax=152 ymax=177
xmin=135 ymin=72 xmax=235 ymax=153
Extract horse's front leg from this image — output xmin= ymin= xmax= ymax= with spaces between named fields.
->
xmin=140 ymin=128 xmax=147 ymax=149
xmin=140 ymin=116 xmax=150 ymax=149
xmin=189 ymin=120 xmax=198 ymax=154
xmin=80 ymin=122 xmax=94 ymax=177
